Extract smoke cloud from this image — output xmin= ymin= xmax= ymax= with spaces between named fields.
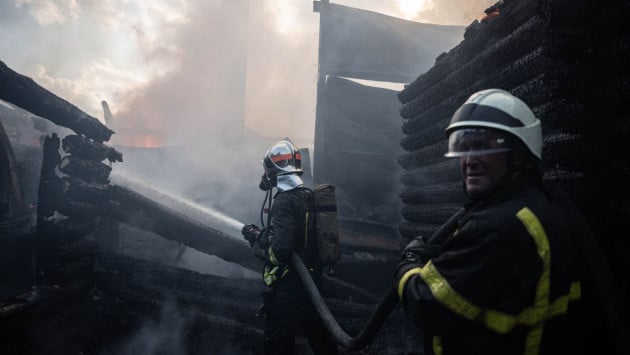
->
xmin=0 ymin=0 xmax=496 ymax=277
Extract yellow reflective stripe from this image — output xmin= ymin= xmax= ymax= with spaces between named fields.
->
xmin=264 ymin=266 xmax=280 ymax=286
xmin=516 ymin=208 xmax=551 ymax=307
xmin=525 ymin=326 xmax=544 ymax=355
xmin=569 ymin=281 xmax=581 ymax=300
xmin=516 ymin=207 xmax=550 ymax=355
xmin=481 ymin=281 xmax=582 ymax=333
xmin=268 ymin=246 xmax=282 ymax=265
xmin=397 ymin=267 xmax=422 ymax=299
xmin=419 ymin=261 xmax=482 ymax=320
xmin=263 ymin=265 xmax=290 ymax=286
xmin=396 ymin=207 xmax=581 ymax=342
xmin=433 ymin=336 xmax=443 ymax=355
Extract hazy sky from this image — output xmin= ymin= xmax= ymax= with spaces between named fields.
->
xmin=0 ymin=0 xmax=495 ymax=146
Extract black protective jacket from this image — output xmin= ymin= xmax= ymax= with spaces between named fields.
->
xmin=396 ymin=177 xmax=585 ymax=354
xmin=263 ymin=186 xmax=319 ymax=286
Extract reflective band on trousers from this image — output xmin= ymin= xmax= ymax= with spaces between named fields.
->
xmin=264 ymin=265 xmax=289 ymax=286
xmin=268 ymin=246 xmax=282 ymax=266
xmin=397 ymin=207 xmax=581 ymax=354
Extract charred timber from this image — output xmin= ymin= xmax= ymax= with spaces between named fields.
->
xmin=96 ymin=253 xmax=410 ymax=353
xmin=401 ymin=203 xmax=461 ymax=225
xmin=0 ymin=61 xmax=113 ymax=142
xmin=399 ymin=222 xmax=445 ymax=242
xmin=400 ymin=160 xmax=460 ymax=187
xmin=56 ymin=199 xmax=102 ymax=221
xmin=0 ymin=119 xmax=29 ymax=233
xmin=400 ymin=16 xmax=546 ymax=119
xmin=399 ymin=182 xmax=466 ymax=205
xmin=398 ymin=141 xmax=448 ymax=169
xmin=398 ymin=0 xmax=539 ymax=103
xmin=62 ymin=135 xmax=122 ymax=163
xmin=62 ymin=176 xmax=111 ymax=204
xmin=36 ymin=134 xmax=63 ymax=226
xmin=59 ymin=156 xmax=112 ymax=184
xmin=107 ymin=185 xmax=261 ymax=271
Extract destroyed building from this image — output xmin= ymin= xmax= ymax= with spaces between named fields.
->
xmin=1 ymin=0 xmax=630 ymax=354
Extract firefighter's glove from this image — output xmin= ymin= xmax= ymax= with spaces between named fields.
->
xmin=242 ymin=224 xmax=262 ymax=247
xmin=395 ymin=236 xmax=436 ymax=286
xmin=252 ymin=228 xmax=271 ymax=258
xmin=400 ymin=235 xmax=440 ymax=265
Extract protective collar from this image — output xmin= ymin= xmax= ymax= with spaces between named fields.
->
xmin=276 ymin=174 xmax=303 ymax=192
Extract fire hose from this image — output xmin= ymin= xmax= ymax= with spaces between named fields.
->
xmin=291 ymin=208 xmax=466 ymax=350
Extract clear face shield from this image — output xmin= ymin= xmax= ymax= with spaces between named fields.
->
xmin=445 ymin=128 xmax=512 ymax=158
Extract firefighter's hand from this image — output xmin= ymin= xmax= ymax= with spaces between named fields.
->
xmin=242 ymin=224 xmax=261 ymax=246
xmin=400 ymin=235 xmax=439 ymax=265
xmin=395 ymin=237 xmax=429 ymax=293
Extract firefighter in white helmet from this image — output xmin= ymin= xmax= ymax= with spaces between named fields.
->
xmin=242 ymin=139 xmax=338 ymax=355
xmin=395 ymin=89 xmax=589 ymax=354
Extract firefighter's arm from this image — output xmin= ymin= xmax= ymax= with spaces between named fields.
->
xmin=266 ymin=194 xmax=296 ymax=266
xmin=395 ymin=226 xmax=512 ymax=334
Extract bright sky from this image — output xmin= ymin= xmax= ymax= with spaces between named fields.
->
xmin=0 ymin=0 xmax=495 ymax=146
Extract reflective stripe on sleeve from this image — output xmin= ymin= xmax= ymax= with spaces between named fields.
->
xmin=396 ymin=207 xmax=581 ymax=343
xmin=433 ymin=336 xmax=443 ymax=355
xmin=397 ymin=267 xmax=422 ymax=299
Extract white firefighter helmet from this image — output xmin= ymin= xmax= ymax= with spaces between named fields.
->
xmin=445 ymin=88 xmax=542 ymax=160
xmin=262 ymin=139 xmax=303 ymax=180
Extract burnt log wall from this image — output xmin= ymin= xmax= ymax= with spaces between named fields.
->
xmin=397 ymin=0 xmax=630 ymax=298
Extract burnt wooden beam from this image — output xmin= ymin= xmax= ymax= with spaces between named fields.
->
xmin=58 ymin=156 xmax=112 ymax=184
xmin=107 ymin=184 xmax=261 ymax=271
xmin=398 ymin=0 xmax=539 ymax=103
xmin=0 ymin=60 xmax=113 ymax=142
xmin=62 ymin=135 xmax=122 ymax=163
xmin=0 ymin=118 xmax=30 ymax=233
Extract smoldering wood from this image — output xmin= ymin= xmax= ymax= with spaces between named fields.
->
xmin=399 ymin=182 xmax=466 ymax=205
xmin=400 ymin=160 xmax=460 ymax=187
xmin=107 ymin=184 xmax=261 ymax=272
xmin=398 ymin=141 xmax=448 ymax=170
xmin=96 ymin=252 xmax=417 ymax=353
xmin=398 ymin=0 xmax=630 ymax=307
xmin=36 ymin=134 xmax=62 ymax=226
xmin=0 ymin=61 xmax=113 ymax=143
xmin=62 ymin=176 xmax=110 ymax=204
xmin=401 ymin=119 xmax=449 ymax=151
xmin=398 ymin=0 xmax=540 ymax=103
xmin=55 ymin=199 xmax=101 ymax=221
xmin=399 ymin=222 xmax=444 ymax=242
xmin=0 ymin=118 xmax=29 ymax=231
xmin=400 ymin=16 xmax=545 ymax=119
xmin=61 ymin=135 xmax=123 ymax=163
xmin=58 ymin=156 xmax=112 ymax=184
xmin=401 ymin=203 xmax=461 ymax=225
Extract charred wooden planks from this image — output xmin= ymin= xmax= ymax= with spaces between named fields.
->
xmin=396 ymin=0 xmax=630 ymax=302
xmin=0 ymin=61 xmax=113 ymax=143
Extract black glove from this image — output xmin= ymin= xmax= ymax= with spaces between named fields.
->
xmin=394 ymin=236 xmax=440 ymax=293
xmin=400 ymin=236 xmax=436 ymax=265
xmin=242 ymin=224 xmax=262 ymax=246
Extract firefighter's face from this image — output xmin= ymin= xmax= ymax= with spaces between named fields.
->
xmin=460 ymin=151 xmax=509 ymax=200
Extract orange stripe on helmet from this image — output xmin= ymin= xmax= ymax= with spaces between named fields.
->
xmin=271 ymin=153 xmax=294 ymax=162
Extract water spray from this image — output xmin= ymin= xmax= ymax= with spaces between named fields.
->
xmin=111 ymin=170 xmax=246 ymax=240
